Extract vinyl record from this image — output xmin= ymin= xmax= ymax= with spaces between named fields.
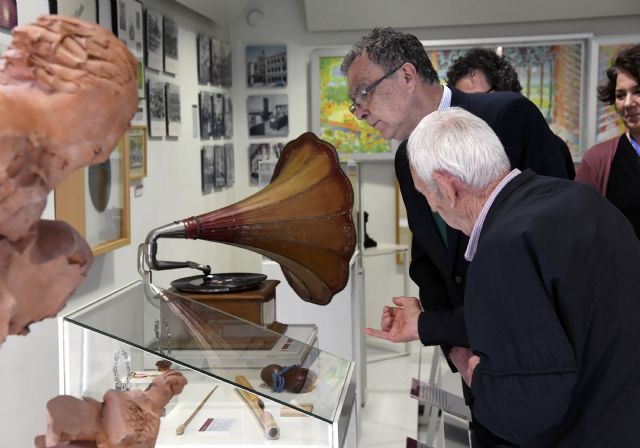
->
xmin=171 ymin=272 xmax=267 ymax=293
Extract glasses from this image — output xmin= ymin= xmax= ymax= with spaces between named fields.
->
xmin=349 ymin=63 xmax=404 ymax=116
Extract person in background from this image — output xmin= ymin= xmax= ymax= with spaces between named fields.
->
xmin=445 ymin=47 xmax=522 ymax=94
xmin=576 ymin=43 xmax=640 ymax=238
xmin=341 ymin=27 xmax=571 ymax=448
xmin=405 ymin=107 xmax=640 ymax=447
xmin=446 ymin=47 xmax=575 ymax=179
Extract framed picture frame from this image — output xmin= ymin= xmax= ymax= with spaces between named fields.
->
xmin=247 ymin=94 xmax=288 ymax=137
xmin=147 ymin=77 xmax=166 ymax=137
xmin=201 ymin=145 xmax=214 ymax=194
xmin=225 ymin=143 xmax=235 ymax=186
xmin=214 ymin=144 xmax=226 ymax=188
xmin=128 ymin=125 xmax=147 ymax=180
xmin=211 ymin=38 xmax=222 ymax=86
xmin=198 ymin=91 xmax=213 ymax=139
xmin=586 ymin=35 xmax=640 ymax=152
xmin=54 ymin=136 xmax=130 ymax=256
xmin=165 ymin=83 xmax=181 ymax=137
xmin=49 ymin=0 xmax=97 ymax=22
xmin=163 ymin=15 xmax=178 ymax=74
xmin=0 ymin=0 xmax=18 ymax=30
xmin=197 ymin=35 xmax=211 ymax=84
xmin=145 ymin=9 xmax=163 ymax=72
xmin=246 ymin=44 xmax=287 ymax=87
xmin=115 ymin=0 xmax=143 ymax=59
xmin=310 ymin=34 xmax=589 ymax=161
xmin=309 ymin=48 xmax=392 ymax=160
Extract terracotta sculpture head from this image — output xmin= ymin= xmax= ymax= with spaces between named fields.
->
xmin=0 ymin=15 xmax=138 ymax=342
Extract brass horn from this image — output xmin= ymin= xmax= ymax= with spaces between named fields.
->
xmin=143 ymin=132 xmax=356 ymax=305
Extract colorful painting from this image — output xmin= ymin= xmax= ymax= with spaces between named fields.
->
xmin=594 ymin=43 xmax=634 ymax=144
xmin=426 ymin=42 xmax=584 ymax=156
xmin=318 ymin=55 xmax=389 ymax=156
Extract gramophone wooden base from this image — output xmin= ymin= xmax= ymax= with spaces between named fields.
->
xmin=169 ymin=279 xmax=283 ymax=328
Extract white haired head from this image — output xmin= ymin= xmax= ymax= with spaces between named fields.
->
xmin=407 ymin=107 xmax=511 ymax=190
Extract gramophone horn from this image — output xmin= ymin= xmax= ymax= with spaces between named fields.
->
xmin=145 ymin=132 xmax=356 ymax=305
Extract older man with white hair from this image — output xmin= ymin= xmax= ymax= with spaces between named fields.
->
xmin=375 ymin=107 xmax=640 ymax=447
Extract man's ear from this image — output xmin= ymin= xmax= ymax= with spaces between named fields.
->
xmin=399 ymin=63 xmax=418 ymax=90
xmin=432 ymin=171 xmax=460 ymax=207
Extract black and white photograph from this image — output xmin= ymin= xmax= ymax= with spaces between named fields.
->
xmin=165 ymin=83 xmax=181 ymax=137
xmin=247 ymin=94 xmax=288 ymax=137
xmin=212 ymin=93 xmax=224 ymax=138
xmin=198 ymin=91 xmax=213 ymax=139
xmin=225 ymin=143 xmax=235 ymax=187
xmin=97 ymin=0 xmax=112 ymax=30
xmin=248 ymin=143 xmax=283 ymax=187
xmin=51 ymin=0 xmax=97 ymax=23
xmin=147 ymin=78 xmax=166 ymax=137
xmin=214 ymin=145 xmax=226 ymax=188
xmin=116 ymin=0 xmax=143 ymax=59
xmin=145 ymin=9 xmax=163 ymax=71
xmin=246 ymin=44 xmax=287 ymax=88
xmin=211 ymin=37 xmax=222 ymax=86
xmin=135 ymin=58 xmax=145 ymax=99
xmin=163 ymin=16 xmax=178 ymax=74
xmin=221 ymin=42 xmax=232 ymax=87
xmin=224 ymin=95 xmax=233 ymax=138
xmin=197 ymin=34 xmax=211 ymax=84
xmin=200 ymin=145 xmax=214 ymax=194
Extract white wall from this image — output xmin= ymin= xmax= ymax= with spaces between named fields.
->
xmin=0 ymin=1 xmax=242 ymax=445
xmin=2 ymin=0 xmax=640 ymax=445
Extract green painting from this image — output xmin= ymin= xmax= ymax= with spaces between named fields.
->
xmin=319 ymin=56 xmax=390 ymax=156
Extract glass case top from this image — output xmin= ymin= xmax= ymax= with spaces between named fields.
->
xmin=64 ymin=280 xmax=354 ymax=423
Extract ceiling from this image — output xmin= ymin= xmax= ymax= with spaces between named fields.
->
xmin=177 ymin=0 xmax=640 ymax=32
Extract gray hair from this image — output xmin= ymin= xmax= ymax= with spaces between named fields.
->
xmin=407 ymin=107 xmax=511 ymax=190
xmin=340 ymin=27 xmax=439 ymax=83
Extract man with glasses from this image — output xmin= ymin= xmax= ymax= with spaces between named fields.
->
xmin=341 ymin=28 xmax=571 ymax=448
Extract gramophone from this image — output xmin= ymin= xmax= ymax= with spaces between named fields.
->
xmin=138 ymin=132 xmax=356 ymax=336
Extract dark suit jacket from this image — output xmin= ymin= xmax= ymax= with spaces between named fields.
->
xmin=467 ymin=170 xmax=640 ymax=447
xmin=395 ymin=87 xmax=571 ymax=349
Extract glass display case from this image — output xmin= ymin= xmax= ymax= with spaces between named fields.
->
xmin=61 ymin=281 xmax=356 ymax=447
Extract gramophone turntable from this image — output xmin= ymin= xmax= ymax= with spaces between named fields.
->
xmin=138 ymin=132 xmax=357 ymax=340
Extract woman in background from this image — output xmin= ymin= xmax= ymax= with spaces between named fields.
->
xmin=576 ymin=44 xmax=640 ymax=238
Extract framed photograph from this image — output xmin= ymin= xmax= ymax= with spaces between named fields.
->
xmin=586 ymin=35 xmax=640 ymax=151
xmin=247 ymin=94 xmax=288 ymax=137
xmin=248 ymin=143 xmax=283 ymax=187
xmin=224 ymin=95 xmax=233 ymax=138
xmin=198 ymin=91 xmax=213 ymax=139
xmin=49 ymin=0 xmax=97 ymax=22
xmin=0 ymin=0 xmax=18 ymax=30
xmin=128 ymin=125 xmax=147 ymax=180
xmin=211 ymin=38 xmax=222 ymax=86
xmin=221 ymin=42 xmax=232 ymax=87
xmin=135 ymin=58 xmax=145 ymax=99
xmin=212 ymin=93 xmax=224 ymax=138
xmin=214 ymin=145 xmax=226 ymax=188
xmin=165 ymin=83 xmax=181 ymax=137
xmin=310 ymin=48 xmax=390 ymax=159
xmin=197 ymin=35 xmax=211 ymax=84
xmin=97 ymin=0 xmax=112 ymax=30
xmin=163 ymin=15 xmax=178 ymax=74
xmin=145 ymin=9 xmax=163 ymax=72
xmin=200 ymin=145 xmax=214 ymax=194
xmin=246 ymin=45 xmax=287 ymax=88
xmin=311 ymin=35 xmax=588 ymax=160
xmin=54 ymin=135 xmax=130 ymax=256
xmin=147 ymin=78 xmax=166 ymax=137
xmin=115 ymin=0 xmax=143 ymax=59
xmin=224 ymin=143 xmax=235 ymax=186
